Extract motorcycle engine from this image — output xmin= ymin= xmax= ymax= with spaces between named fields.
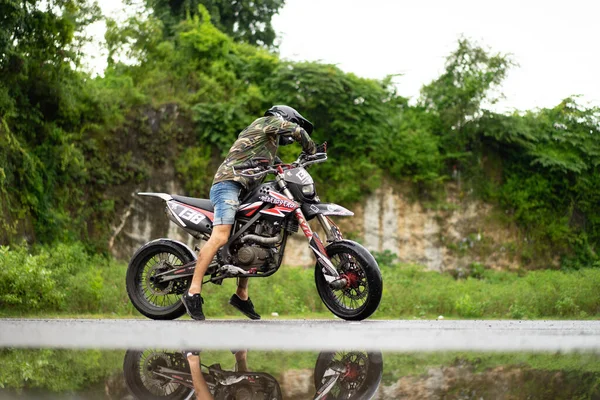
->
xmin=234 ymin=221 xmax=279 ymax=270
xmin=237 ymin=245 xmax=270 ymax=269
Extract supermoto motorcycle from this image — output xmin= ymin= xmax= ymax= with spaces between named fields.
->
xmin=126 ymin=150 xmax=383 ymax=321
xmin=123 ymin=349 xmax=383 ymax=400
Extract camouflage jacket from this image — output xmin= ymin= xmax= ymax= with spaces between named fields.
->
xmin=213 ymin=116 xmax=316 ymax=191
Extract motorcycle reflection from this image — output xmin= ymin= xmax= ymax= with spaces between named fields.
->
xmin=123 ymin=349 xmax=383 ymax=400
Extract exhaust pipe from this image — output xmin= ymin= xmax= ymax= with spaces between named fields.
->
xmin=241 ymin=234 xmax=281 ymax=245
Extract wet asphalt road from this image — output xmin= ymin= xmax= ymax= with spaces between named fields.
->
xmin=1 ymin=319 xmax=599 ymax=351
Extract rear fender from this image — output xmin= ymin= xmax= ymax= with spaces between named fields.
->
xmin=132 ymin=238 xmax=197 ymax=264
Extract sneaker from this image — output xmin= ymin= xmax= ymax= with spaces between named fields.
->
xmin=182 ymin=292 xmax=205 ymax=320
xmin=229 ymin=294 xmax=261 ymax=320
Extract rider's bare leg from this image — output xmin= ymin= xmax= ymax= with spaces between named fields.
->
xmin=236 ymin=277 xmax=249 ymax=301
xmin=187 ymin=353 xmax=213 ymax=400
xmin=188 ymin=224 xmax=232 ymax=295
xmin=234 ymin=350 xmax=248 ymax=372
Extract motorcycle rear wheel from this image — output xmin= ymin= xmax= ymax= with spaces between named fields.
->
xmin=123 ymin=349 xmax=192 ymax=400
xmin=315 ymin=241 xmax=383 ymax=321
xmin=126 ymin=240 xmax=193 ymax=320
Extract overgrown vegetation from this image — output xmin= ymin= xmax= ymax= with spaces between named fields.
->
xmin=1 ymin=243 xmax=598 ymax=319
xmin=2 ymin=0 xmax=600 ymax=271
xmin=0 ymin=349 xmax=124 ymax=392
xmin=0 ymin=243 xmax=132 ymax=315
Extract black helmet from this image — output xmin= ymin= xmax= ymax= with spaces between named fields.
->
xmin=265 ymin=105 xmax=314 ymax=135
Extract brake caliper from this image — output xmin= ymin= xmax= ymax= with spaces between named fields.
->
xmin=343 ymin=271 xmax=360 ymax=289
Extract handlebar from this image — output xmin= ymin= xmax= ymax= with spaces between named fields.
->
xmin=232 ymin=152 xmax=328 ymax=178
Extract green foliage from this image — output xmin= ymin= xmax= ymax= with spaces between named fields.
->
xmin=0 ymin=243 xmax=133 ymax=314
xmin=1 ymin=243 xmax=598 ymax=320
xmin=374 ymin=264 xmax=600 ymax=319
xmin=0 ymin=0 xmax=103 ymax=244
xmin=145 ymin=0 xmax=285 ymax=46
xmin=0 ymin=349 xmax=123 ymax=391
xmin=2 ymin=0 xmax=600 ymax=271
xmin=454 ymin=294 xmax=484 ymax=318
xmin=263 ymin=61 xmax=407 ymax=202
xmin=372 ymin=250 xmax=398 ymax=266
xmin=175 ymin=146 xmax=214 ymax=197
xmin=472 ymin=98 xmax=600 ymax=267
xmin=420 ymin=38 xmax=515 ymax=150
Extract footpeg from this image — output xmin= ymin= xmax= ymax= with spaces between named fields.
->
xmin=220 ymin=265 xmax=247 ymax=276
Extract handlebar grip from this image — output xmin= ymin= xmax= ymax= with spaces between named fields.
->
xmin=233 ymin=162 xmax=254 ymax=170
xmin=233 ymin=157 xmax=271 ymax=170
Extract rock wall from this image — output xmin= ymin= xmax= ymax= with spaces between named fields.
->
xmin=246 ymin=182 xmax=525 ymax=271
xmin=356 ymin=184 xmax=524 ymax=271
xmin=109 ymin=168 xmax=197 ymax=260
xmin=110 ymin=178 xmax=525 ymax=271
xmin=278 ymin=364 xmax=589 ymax=400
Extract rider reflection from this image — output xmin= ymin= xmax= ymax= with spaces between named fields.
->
xmin=187 ymin=350 xmax=250 ymax=400
xmin=186 ymin=351 xmax=213 ymax=400
xmin=123 ymin=349 xmax=382 ymax=400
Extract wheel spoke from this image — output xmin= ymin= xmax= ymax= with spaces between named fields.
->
xmin=321 ymin=250 xmax=372 ymax=312
xmin=135 ymin=251 xmax=189 ymax=309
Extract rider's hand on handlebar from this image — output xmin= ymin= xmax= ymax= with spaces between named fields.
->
xmin=316 ymin=142 xmax=327 ymax=154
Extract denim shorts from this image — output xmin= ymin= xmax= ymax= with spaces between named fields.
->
xmin=210 ymin=180 xmax=243 ymax=226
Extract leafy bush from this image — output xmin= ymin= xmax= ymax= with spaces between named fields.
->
xmin=0 ymin=349 xmax=123 ymax=391
xmin=0 ymin=243 xmax=132 ymax=315
xmin=454 ymin=294 xmax=484 ymax=318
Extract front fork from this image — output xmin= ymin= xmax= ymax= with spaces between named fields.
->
xmin=276 ymin=175 xmax=341 ymax=280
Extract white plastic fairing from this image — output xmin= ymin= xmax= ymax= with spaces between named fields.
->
xmin=166 ymin=201 xmax=187 ymax=228
xmin=138 ymin=192 xmax=173 ymax=201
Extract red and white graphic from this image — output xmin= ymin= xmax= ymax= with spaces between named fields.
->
xmin=295 ymin=209 xmax=313 ymax=240
xmin=259 ymin=191 xmax=299 ymax=217
xmin=239 ymin=201 xmax=262 ymax=217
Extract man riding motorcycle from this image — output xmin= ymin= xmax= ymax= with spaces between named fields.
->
xmin=182 ymin=105 xmax=321 ymax=321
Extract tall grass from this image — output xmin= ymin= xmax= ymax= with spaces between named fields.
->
xmin=1 ymin=243 xmax=599 ymax=319
xmin=375 ymin=264 xmax=600 ymax=319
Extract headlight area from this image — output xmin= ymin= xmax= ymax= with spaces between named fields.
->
xmin=301 ymin=183 xmax=315 ymax=196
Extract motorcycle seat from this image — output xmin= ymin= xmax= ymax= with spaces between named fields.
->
xmin=172 ymin=195 xmax=214 ymax=212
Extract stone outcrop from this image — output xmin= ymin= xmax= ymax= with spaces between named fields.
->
xmin=375 ymin=364 xmax=586 ymax=399
xmin=110 ymin=177 xmax=529 ymax=271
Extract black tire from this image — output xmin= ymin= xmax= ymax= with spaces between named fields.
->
xmin=313 ymin=351 xmax=383 ymax=400
xmin=126 ymin=240 xmax=194 ymax=320
xmin=315 ymin=240 xmax=382 ymax=321
xmin=123 ymin=349 xmax=192 ymax=400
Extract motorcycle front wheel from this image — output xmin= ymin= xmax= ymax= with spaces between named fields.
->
xmin=126 ymin=240 xmax=193 ymax=320
xmin=313 ymin=350 xmax=383 ymax=400
xmin=315 ymin=240 xmax=383 ymax=321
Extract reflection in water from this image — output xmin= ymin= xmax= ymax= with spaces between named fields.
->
xmin=123 ymin=349 xmax=383 ymax=400
xmin=0 ymin=348 xmax=599 ymax=399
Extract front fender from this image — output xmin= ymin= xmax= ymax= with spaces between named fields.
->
xmin=325 ymin=240 xmax=380 ymax=270
xmin=301 ymin=203 xmax=354 ymax=220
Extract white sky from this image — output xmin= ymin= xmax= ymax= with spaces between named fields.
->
xmin=92 ymin=0 xmax=600 ymax=112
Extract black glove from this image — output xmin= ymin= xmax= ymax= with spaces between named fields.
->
xmin=316 ymin=142 xmax=327 ymax=154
